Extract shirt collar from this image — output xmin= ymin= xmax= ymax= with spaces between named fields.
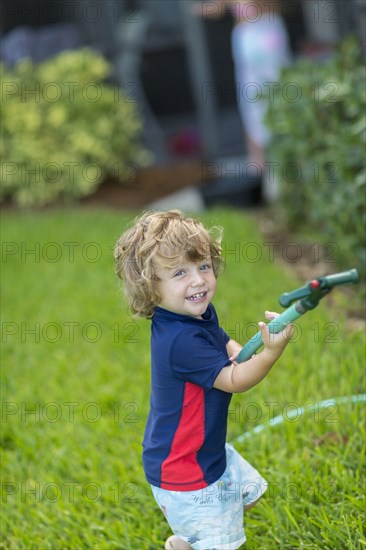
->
xmin=153 ymin=304 xmax=213 ymax=322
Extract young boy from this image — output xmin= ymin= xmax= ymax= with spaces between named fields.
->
xmin=114 ymin=210 xmax=293 ymax=549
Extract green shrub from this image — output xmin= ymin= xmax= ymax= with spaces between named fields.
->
xmin=265 ymin=36 xmax=366 ymax=273
xmin=0 ymin=48 xmax=150 ymax=207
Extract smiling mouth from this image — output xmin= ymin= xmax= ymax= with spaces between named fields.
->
xmin=186 ymin=291 xmax=207 ymax=302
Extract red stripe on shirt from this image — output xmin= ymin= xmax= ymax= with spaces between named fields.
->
xmin=160 ymin=382 xmax=207 ymax=491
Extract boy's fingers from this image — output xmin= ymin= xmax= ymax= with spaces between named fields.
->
xmin=285 ymin=323 xmax=294 ymax=339
xmin=259 ymin=320 xmax=293 ymax=343
xmin=265 ymin=311 xmax=279 ymax=320
xmin=258 ymin=321 xmax=270 ymax=345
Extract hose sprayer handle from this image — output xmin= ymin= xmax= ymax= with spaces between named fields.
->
xmin=236 ymin=268 xmax=359 ymax=364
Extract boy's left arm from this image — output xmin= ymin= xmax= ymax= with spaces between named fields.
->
xmin=226 ymin=339 xmax=243 ymax=363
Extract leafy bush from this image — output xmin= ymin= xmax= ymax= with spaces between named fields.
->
xmin=265 ymin=36 xmax=366 ymax=273
xmin=0 ymin=48 xmax=150 ymax=207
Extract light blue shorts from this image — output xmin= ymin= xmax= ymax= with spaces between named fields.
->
xmin=151 ymin=444 xmax=268 ymax=550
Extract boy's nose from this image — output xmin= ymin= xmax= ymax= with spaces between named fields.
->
xmin=191 ymin=271 xmax=205 ymax=286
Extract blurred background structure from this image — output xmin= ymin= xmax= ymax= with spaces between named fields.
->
xmin=1 ymin=0 xmax=365 ymax=209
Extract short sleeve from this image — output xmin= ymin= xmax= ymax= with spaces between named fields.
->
xmin=220 ymin=327 xmax=230 ymax=345
xmin=171 ymin=328 xmax=231 ymax=390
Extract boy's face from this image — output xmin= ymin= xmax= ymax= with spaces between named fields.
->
xmin=155 ymin=257 xmax=217 ymax=318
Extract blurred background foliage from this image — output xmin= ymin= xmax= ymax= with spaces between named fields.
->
xmin=265 ymin=36 xmax=366 ymax=274
xmin=0 ymin=48 xmax=150 ymax=207
xmin=1 ymin=35 xmax=364 ymax=278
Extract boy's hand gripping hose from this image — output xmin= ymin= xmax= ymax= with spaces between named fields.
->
xmin=236 ymin=269 xmax=359 ymax=363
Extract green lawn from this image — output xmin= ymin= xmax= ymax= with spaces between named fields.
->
xmin=1 ymin=208 xmax=365 ymax=549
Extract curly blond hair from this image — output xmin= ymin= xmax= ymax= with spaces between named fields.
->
xmin=114 ymin=210 xmax=223 ymax=318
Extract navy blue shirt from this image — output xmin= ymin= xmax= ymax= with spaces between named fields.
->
xmin=142 ymin=303 xmax=232 ymax=491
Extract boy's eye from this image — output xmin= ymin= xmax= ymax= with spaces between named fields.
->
xmin=200 ymin=263 xmax=211 ymax=271
xmin=173 ymin=270 xmax=185 ymax=277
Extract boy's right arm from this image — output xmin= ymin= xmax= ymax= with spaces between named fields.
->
xmin=214 ymin=313 xmax=293 ymax=393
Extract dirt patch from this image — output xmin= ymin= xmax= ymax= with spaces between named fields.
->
xmin=80 ymin=160 xmax=205 ymax=209
xmin=0 ymin=160 xmax=206 ymax=212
